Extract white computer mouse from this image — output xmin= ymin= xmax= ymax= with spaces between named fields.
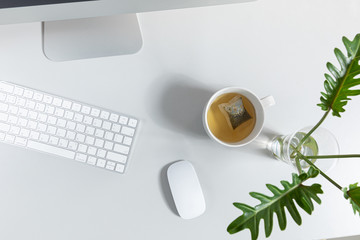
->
xmin=167 ymin=160 xmax=206 ymax=219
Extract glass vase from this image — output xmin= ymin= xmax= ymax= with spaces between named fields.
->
xmin=267 ymin=127 xmax=339 ymax=172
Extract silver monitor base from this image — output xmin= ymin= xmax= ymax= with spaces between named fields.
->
xmin=42 ymin=14 xmax=143 ymax=61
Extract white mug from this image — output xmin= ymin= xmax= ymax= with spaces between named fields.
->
xmin=203 ymin=87 xmax=275 ymax=147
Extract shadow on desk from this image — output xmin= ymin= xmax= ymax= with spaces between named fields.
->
xmin=146 ymin=74 xmax=214 ymax=138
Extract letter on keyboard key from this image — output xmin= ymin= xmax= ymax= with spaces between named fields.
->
xmin=107 ymin=152 xmax=127 ymax=164
xmin=27 ymin=140 xmax=75 ymax=159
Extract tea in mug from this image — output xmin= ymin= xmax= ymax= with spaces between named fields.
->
xmin=206 ymin=93 xmax=256 ymax=143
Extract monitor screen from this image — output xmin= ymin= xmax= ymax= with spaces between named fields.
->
xmin=0 ymin=0 xmax=94 ymax=9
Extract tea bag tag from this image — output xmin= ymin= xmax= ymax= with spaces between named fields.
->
xmin=219 ymin=95 xmax=252 ymax=130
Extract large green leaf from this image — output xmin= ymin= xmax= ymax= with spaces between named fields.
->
xmin=227 ymin=167 xmax=323 ymax=240
xmin=343 ymin=183 xmax=360 ymax=215
xmin=318 ymin=34 xmax=360 ymax=117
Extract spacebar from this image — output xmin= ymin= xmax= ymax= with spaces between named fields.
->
xmin=27 ymin=140 xmax=75 ymax=159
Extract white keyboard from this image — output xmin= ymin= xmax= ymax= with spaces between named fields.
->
xmin=0 ymin=81 xmax=139 ymax=174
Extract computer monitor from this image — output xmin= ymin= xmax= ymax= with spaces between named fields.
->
xmin=0 ymin=0 xmax=254 ymax=61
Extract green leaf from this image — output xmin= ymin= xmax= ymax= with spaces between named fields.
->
xmin=343 ymin=183 xmax=360 ymax=215
xmin=227 ymin=167 xmax=323 ymax=240
xmin=318 ymin=34 xmax=360 ymax=117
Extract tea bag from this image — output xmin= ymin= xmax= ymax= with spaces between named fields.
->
xmin=219 ymin=95 xmax=252 ymax=130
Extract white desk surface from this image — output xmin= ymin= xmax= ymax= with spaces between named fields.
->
xmin=1 ymin=0 xmax=360 ymax=239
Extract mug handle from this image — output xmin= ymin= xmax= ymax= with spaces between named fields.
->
xmin=260 ymin=95 xmax=275 ymax=108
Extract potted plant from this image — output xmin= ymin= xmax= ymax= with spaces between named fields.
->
xmin=227 ymin=34 xmax=360 ymax=240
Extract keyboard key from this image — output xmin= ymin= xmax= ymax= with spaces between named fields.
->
xmin=0 ymin=113 xmax=8 ymax=122
xmin=119 ymin=116 xmax=128 ymax=125
xmin=74 ymin=113 xmax=83 ymax=122
xmin=68 ymin=141 xmax=78 ymax=150
xmin=128 ymin=118 xmax=138 ymax=128
xmin=47 ymin=126 xmax=57 ymax=135
xmin=78 ymin=144 xmax=87 ymax=153
xmin=6 ymin=95 xmax=16 ymax=104
xmin=45 ymin=105 xmax=55 ymax=114
xmin=35 ymin=103 xmax=45 ymax=112
xmin=49 ymin=136 xmax=59 ymax=145
xmin=93 ymin=119 xmax=102 ymax=127
xmin=58 ymin=121 xmax=68 ymax=131
xmin=66 ymin=121 xmax=76 ymax=130
xmin=115 ymin=164 xmax=125 ymax=173
xmin=76 ymin=123 xmax=86 ymax=133
xmin=113 ymin=144 xmax=130 ymax=155
xmin=97 ymin=149 xmax=106 ymax=158
xmin=15 ymin=137 xmax=27 ymax=146
xmin=27 ymin=140 xmax=75 ymax=159
xmin=107 ymin=152 xmax=127 ymax=164
xmin=0 ymin=102 xmax=9 ymax=112
xmin=95 ymin=139 xmax=104 ymax=147
xmin=18 ymin=118 xmax=28 ymax=127
xmin=55 ymin=108 xmax=64 ymax=117
xmin=87 ymin=146 xmax=97 ymax=155
xmin=104 ymin=141 xmax=113 ymax=150
xmin=53 ymin=97 xmax=62 ymax=107
xmin=47 ymin=116 xmax=57 ymax=125
xmin=81 ymin=106 xmax=91 ymax=115
xmin=25 ymin=100 xmax=35 ymax=109
xmin=59 ymin=139 xmax=69 ymax=148
xmin=56 ymin=129 xmax=66 ymax=138
xmin=110 ymin=113 xmax=119 ymax=122
xmin=121 ymin=126 xmax=135 ymax=137
xmin=72 ymin=103 xmax=81 ymax=112
xmin=102 ymin=121 xmax=111 ymax=130
xmin=114 ymin=134 xmax=124 ymax=143
xmin=111 ymin=124 xmax=121 ymax=133
xmin=87 ymin=156 xmax=97 ymax=165
xmin=0 ymin=82 xmax=14 ymax=93
xmin=100 ymin=111 xmax=110 ymax=120
xmin=96 ymin=159 xmax=106 ymax=168
xmin=83 ymin=116 xmax=93 ymax=125
xmin=0 ymin=92 xmax=6 ymax=101
xmin=76 ymin=133 xmax=85 ymax=142
xmin=105 ymin=161 xmax=116 ymax=170
xmin=85 ymin=126 xmax=95 ymax=135
xmin=90 ymin=108 xmax=100 ymax=117
xmin=19 ymin=129 xmax=30 ymax=138
xmin=64 ymin=111 xmax=74 ymax=119
xmin=23 ymin=90 xmax=33 ymax=98
xmin=43 ymin=95 xmax=53 ymax=104
xmin=9 ymin=126 xmax=20 ymax=135
xmin=13 ymin=87 xmax=24 ymax=96
xmin=4 ymin=134 xmax=15 ymax=143
xmin=85 ymin=136 xmax=95 ymax=145
xmin=39 ymin=134 xmax=50 ymax=142
xmin=62 ymin=100 xmax=72 ymax=109
xmin=104 ymin=131 xmax=114 ymax=140
xmin=33 ymin=92 xmax=43 ymax=101
xmin=123 ymin=136 xmax=133 ymax=146
xmin=75 ymin=153 xmax=87 ymax=162
xmin=29 ymin=131 xmax=40 ymax=140
xmin=6 ymin=105 xmax=15 ymax=115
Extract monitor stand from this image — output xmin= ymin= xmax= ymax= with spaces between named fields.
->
xmin=42 ymin=14 xmax=143 ymax=61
